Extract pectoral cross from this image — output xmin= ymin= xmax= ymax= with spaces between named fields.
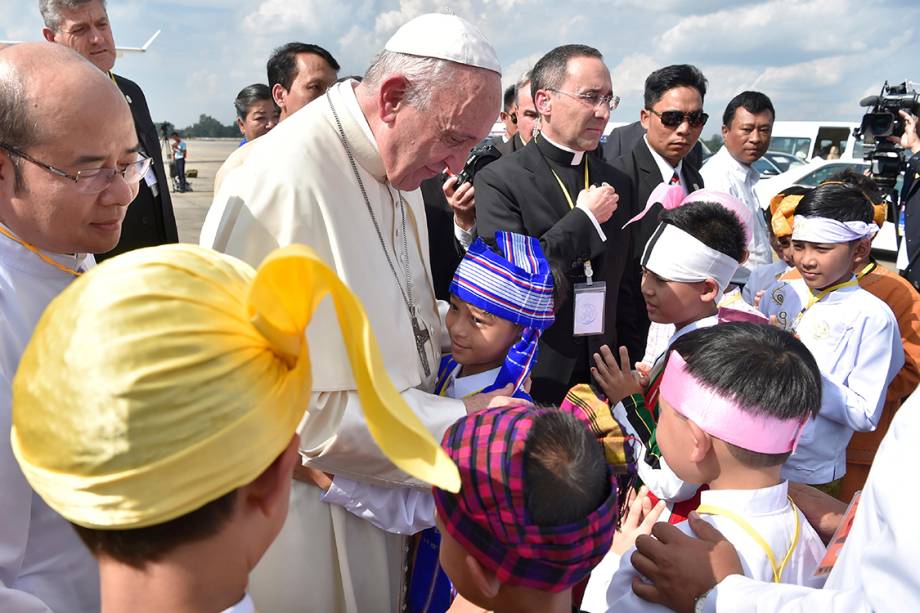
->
xmin=411 ymin=308 xmax=432 ymax=378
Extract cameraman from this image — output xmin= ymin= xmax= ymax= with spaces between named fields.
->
xmin=897 ymin=110 xmax=920 ymax=290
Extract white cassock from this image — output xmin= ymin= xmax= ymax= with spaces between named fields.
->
xmin=0 ymin=225 xmax=99 ymax=613
xmin=582 ymin=482 xmax=826 ymax=613
xmin=760 ymin=278 xmax=903 ymax=484
xmin=200 ymin=80 xmax=466 ymax=613
xmin=700 ymin=147 xmax=773 ymax=277
xmin=699 ymin=389 xmax=920 ymax=611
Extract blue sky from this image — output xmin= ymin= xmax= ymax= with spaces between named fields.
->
xmin=4 ymin=0 xmax=920 ymax=135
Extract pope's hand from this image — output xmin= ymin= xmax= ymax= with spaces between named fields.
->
xmin=443 ymin=175 xmax=476 ymax=231
xmin=463 ymin=384 xmax=517 ymax=414
xmin=577 ymin=182 xmax=618 ymax=224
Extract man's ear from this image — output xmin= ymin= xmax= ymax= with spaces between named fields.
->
xmin=466 ymin=552 xmax=501 ymax=600
xmin=721 ymin=124 xmax=730 ymax=140
xmin=236 ymin=117 xmax=246 ymax=137
xmin=739 ymin=248 xmax=750 ymax=266
xmin=686 ymin=419 xmax=712 ymax=462
xmin=271 ymin=83 xmax=287 ymax=109
xmin=639 ymin=107 xmax=651 ymax=131
xmin=377 ymin=75 xmax=410 ymax=125
xmin=534 ymin=89 xmax=552 ymax=120
xmin=700 ymin=278 xmax=720 ymax=304
xmin=0 ymin=150 xmax=16 ymax=199
xmin=241 ymin=434 xmax=301 ymax=518
xmin=41 ymin=27 xmax=57 ymax=43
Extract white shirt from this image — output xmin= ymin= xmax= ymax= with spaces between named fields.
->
xmin=584 ymin=482 xmax=826 ymax=613
xmin=644 ymin=135 xmax=685 ymax=186
xmin=0 ymin=226 xmax=99 ymax=613
xmin=703 ymin=390 xmax=920 ymax=612
xmin=322 ymin=364 xmax=501 ymax=535
xmin=760 ymin=278 xmax=904 ymax=484
xmin=701 ymin=147 xmax=774 ymax=275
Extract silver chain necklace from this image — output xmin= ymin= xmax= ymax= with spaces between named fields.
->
xmin=326 ymin=92 xmax=432 ymax=377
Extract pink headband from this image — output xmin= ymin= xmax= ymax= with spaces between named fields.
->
xmin=623 ymin=184 xmax=753 ymax=245
xmin=659 ymin=352 xmax=807 ymax=454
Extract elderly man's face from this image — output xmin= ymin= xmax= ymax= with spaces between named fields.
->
xmin=0 ymin=85 xmax=138 ymax=254
xmin=44 ymin=0 xmax=117 ymax=73
xmin=382 ymin=68 xmax=501 ymax=191
xmin=277 ymin=53 xmax=338 ymax=120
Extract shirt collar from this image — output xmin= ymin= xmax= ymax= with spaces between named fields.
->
xmin=699 ymin=481 xmax=790 ymax=515
xmin=220 ymin=593 xmax=255 ymax=613
xmin=540 ymin=132 xmax=585 ymax=165
xmin=668 ymin=314 xmax=719 ymax=348
xmin=644 ymin=135 xmax=683 ymax=183
xmin=452 ymin=366 xmax=501 ymax=398
xmin=715 ymin=146 xmax=759 ymax=184
xmin=0 ymin=222 xmax=93 ymax=277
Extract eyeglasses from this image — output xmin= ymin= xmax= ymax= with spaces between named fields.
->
xmin=0 ymin=143 xmax=151 ymax=194
xmin=647 ymin=108 xmax=709 ymax=129
xmin=548 ymin=89 xmax=620 ymax=111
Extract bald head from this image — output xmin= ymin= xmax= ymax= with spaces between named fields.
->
xmin=1 ymin=42 xmax=127 ymax=149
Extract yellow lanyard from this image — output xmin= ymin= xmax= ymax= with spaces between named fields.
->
xmin=437 ymin=365 xmax=486 ymax=399
xmin=793 ymin=278 xmax=858 ymax=328
xmin=548 ymin=161 xmax=590 ymax=209
xmin=855 ymin=262 xmax=876 ymax=280
xmin=696 ymin=497 xmax=801 ymax=583
xmin=719 ymin=292 xmax=742 ymax=308
xmin=0 ymin=225 xmax=82 ymax=277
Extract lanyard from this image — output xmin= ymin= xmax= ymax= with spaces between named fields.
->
xmin=855 ymin=261 xmax=876 ymax=280
xmin=0 ymin=225 xmax=82 ymax=277
xmin=792 ymin=278 xmax=858 ymax=329
xmin=696 ymin=497 xmax=801 ymax=583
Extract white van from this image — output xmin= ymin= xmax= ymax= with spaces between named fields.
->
xmin=769 ymin=121 xmax=861 ymax=161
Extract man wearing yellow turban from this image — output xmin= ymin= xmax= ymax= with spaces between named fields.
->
xmin=12 ymin=243 xmax=458 ymax=613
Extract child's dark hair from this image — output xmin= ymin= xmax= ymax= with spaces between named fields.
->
xmin=661 ymin=201 xmax=746 ymax=263
xmin=795 ymin=172 xmax=875 ymax=224
xmin=523 ymin=411 xmax=610 ymax=525
xmin=549 ymin=261 xmax=570 ymax=314
xmin=667 ymin=323 xmax=821 ymax=467
xmin=71 ymin=490 xmax=238 ymax=569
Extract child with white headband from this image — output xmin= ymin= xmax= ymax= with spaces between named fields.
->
xmin=585 ymin=323 xmax=827 ymax=613
xmin=760 ymin=180 xmax=903 ymax=497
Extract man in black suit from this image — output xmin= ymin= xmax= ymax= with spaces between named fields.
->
xmin=896 ymin=110 xmax=920 ymax=291
xmin=475 ymin=44 xmax=633 ymax=404
xmin=612 ymin=64 xmax=709 ymax=360
xmin=491 ymin=84 xmax=519 ymax=156
xmin=41 ymin=0 xmax=178 ymax=260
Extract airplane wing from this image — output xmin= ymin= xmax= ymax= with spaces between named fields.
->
xmin=0 ymin=30 xmax=160 ymax=55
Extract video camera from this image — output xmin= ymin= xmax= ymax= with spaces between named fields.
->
xmin=855 ymin=81 xmax=920 ymax=190
xmin=453 ymin=142 xmax=502 ymax=190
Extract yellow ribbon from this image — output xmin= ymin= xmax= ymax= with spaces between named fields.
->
xmin=0 ymin=224 xmax=82 ymax=277
xmin=696 ymin=497 xmax=801 ymax=583
xmin=12 ymin=244 xmax=459 ymax=530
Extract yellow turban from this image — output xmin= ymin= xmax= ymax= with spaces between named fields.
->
xmin=11 ymin=244 xmax=460 ymax=529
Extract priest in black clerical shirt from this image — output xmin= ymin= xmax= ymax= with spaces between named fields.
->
xmin=475 ymin=44 xmax=634 ymax=404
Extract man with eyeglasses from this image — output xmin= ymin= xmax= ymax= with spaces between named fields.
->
xmin=0 ymin=42 xmax=142 ymax=612
xmin=612 ymin=64 xmax=709 ymax=362
xmin=475 ymin=44 xmax=634 ymax=404
xmin=40 ymin=0 xmax=178 ymax=261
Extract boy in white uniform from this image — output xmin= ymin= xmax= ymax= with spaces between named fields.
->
xmin=584 ymin=323 xmax=827 ymax=612
xmin=759 ymin=180 xmax=903 ymax=493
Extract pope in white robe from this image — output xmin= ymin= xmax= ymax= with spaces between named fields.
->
xmin=199 ymin=14 xmax=502 ymax=613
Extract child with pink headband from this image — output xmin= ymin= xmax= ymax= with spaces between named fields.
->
xmin=584 ymin=323 xmax=827 ymax=612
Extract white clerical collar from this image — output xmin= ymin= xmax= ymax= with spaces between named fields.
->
xmin=667 ymin=313 xmax=718 ymax=349
xmin=644 ymin=135 xmax=683 ymax=184
xmin=339 ymin=80 xmax=378 ymax=152
xmin=540 ymin=132 xmax=584 ymax=165
xmin=699 ymin=481 xmax=790 ymax=516
xmin=0 ymin=221 xmax=92 ymax=276
xmin=220 ymin=593 xmax=255 ymax=613
xmin=452 ymin=365 xmax=501 ymax=398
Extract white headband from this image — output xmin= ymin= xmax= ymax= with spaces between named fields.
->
xmin=791 ymin=216 xmax=878 ymax=243
xmin=641 ymin=223 xmax=739 ymax=301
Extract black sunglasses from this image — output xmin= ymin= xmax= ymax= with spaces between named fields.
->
xmin=648 ymin=108 xmax=708 ymax=128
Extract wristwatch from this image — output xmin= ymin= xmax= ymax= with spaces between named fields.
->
xmin=694 ymin=588 xmax=712 ymax=613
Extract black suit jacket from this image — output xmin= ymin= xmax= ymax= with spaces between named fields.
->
xmin=492 ymin=133 xmax=525 ymax=157
xmin=901 ymin=153 xmax=920 ymax=291
xmin=99 ymin=74 xmax=178 ymax=260
xmin=612 ymin=139 xmax=705 ymax=361
xmin=420 ymin=173 xmax=465 ymax=301
xmin=475 ymin=138 xmax=635 ymax=403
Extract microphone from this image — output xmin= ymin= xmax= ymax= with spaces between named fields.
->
xmin=859 ymin=95 xmax=880 ymax=107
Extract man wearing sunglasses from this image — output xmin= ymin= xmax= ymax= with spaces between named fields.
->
xmin=613 ymin=64 xmax=709 ymax=361
xmin=492 ymin=84 xmax=520 ymax=155
xmin=476 ymin=44 xmax=634 ymax=404
xmin=41 ymin=0 xmax=178 ymax=260
xmin=0 ymin=42 xmax=142 ymax=612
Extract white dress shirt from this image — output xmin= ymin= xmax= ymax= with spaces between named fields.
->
xmin=703 ymin=390 xmax=920 ymax=612
xmin=760 ymin=278 xmax=904 ymax=484
xmin=701 ymin=147 xmax=774 ymax=276
xmin=0 ymin=225 xmax=99 ymax=613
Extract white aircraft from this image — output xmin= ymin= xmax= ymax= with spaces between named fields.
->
xmin=0 ymin=29 xmax=160 ymax=55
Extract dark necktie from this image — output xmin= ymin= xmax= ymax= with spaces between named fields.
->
xmin=669 ymin=171 xmax=680 ymax=185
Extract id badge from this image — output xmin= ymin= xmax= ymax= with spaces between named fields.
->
xmin=573 ymin=281 xmax=606 ymax=336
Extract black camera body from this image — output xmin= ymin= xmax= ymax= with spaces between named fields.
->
xmin=453 ymin=142 xmax=502 ymax=190
xmin=855 ymin=81 xmax=920 ymax=190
